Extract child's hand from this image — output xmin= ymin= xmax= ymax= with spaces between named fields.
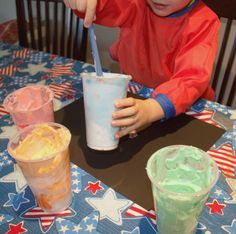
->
xmin=63 ymin=0 xmax=97 ymax=27
xmin=112 ymin=97 xmax=164 ymax=139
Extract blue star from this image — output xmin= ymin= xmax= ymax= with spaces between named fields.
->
xmin=4 ymin=191 xmax=30 ymax=211
xmin=222 ymin=219 xmax=236 ymax=234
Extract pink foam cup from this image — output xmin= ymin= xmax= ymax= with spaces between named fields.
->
xmin=3 ymin=85 xmax=54 ymax=129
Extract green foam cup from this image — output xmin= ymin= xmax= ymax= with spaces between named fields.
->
xmin=146 ymin=145 xmax=219 ymax=234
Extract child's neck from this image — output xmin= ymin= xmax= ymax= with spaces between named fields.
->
xmin=168 ymin=0 xmax=199 ymax=18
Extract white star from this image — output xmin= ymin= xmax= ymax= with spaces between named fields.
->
xmin=82 ymin=63 xmax=91 ymax=69
xmin=53 ymin=98 xmax=63 ymax=111
xmin=7 ymin=160 xmax=12 ymax=165
xmin=0 ymin=164 xmax=27 ymax=192
xmin=0 ymin=49 xmax=10 ymax=57
xmin=0 ymin=125 xmax=18 ymax=140
xmin=72 ymin=179 xmax=80 ymax=185
xmin=92 ymin=214 xmax=99 ymax=221
xmin=53 ymin=98 xmax=74 ymax=111
xmin=214 ymin=189 xmax=223 ymax=196
xmin=85 ymin=188 xmax=132 ymax=225
xmin=226 ymin=134 xmax=232 ymax=139
xmin=59 ymin=224 xmax=69 ymax=233
xmin=73 ymin=224 xmax=83 ymax=232
xmin=225 ymin=178 xmax=236 ymax=204
xmin=72 ymin=171 xmax=79 ymax=177
xmin=73 ymin=187 xmax=81 ymax=193
xmin=19 ymin=63 xmax=49 ymax=75
xmin=27 ymin=80 xmax=46 ymax=86
xmin=229 ymin=109 xmax=236 ymax=120
xmin=83 ymin=216 xmax=89 ymax=223
xmin=121 ymin=227 xmax=140 ymax=234
xmin=0 ymin=215 xmax=4 ymax=222
xmin=86 ymin=224 xmax=95 ymax=232
xmin=222 ymin=219 xmax=236 ymax=234
xmin=56 ymin=218 xmax=64 ymax=223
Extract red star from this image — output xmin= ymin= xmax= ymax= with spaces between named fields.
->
xmin=85 ymin=181 xmax=104 ymax=194
xmin=15 ymin=60 xmax=23 ymax=65
xmin=206 ymin=199 xmax=226 ymax=215
xmin=66 ymin=94 xmax=74 ymax=100
xmin=42 ymin=74 xmax=50 ymax=80
xmin=6 ymin=221 xmax=27 ymax=234
xmin=50 ymin=54 xmax=58 ymax=60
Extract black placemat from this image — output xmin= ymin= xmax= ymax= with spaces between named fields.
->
xmin=55 ymin=98 xmax=225 ymax=210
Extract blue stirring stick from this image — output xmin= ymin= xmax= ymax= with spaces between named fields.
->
xmin=88 ymin=25 xmax=103 ymax=77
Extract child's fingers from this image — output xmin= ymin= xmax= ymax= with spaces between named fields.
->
xmin=115 ymin=126 xmax=135 ymax=139
xmin=129 ymin=130 xmax=138 ymax=138
xmin=65 ymin=0 xmax=77 ymax=9
xmin=112 ymin=115 xmax=137 ymax=127
xmin=76 ymin=0 xmax=86 ymax=12
xmin=112 ymin=106 xmax=137 ymax=119
xmin=84 ymin=0 xmax=97 ymax=27
xmin=114 ymin=97 xmax=136 ymax=108
xmin=63 ymin=0 xmax=70 ymax=8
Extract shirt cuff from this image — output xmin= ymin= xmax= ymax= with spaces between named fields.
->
xmin=152 ymin=94 xmax=176 ymax=120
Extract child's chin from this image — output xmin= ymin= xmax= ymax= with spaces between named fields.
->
xmin=152 ymin=10 xmax=171 ymax=17
xmin=150 ymin=7 xmax=172 ymax=17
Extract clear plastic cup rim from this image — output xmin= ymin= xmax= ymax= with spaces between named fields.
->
xmin=146 ymin=145 xmax=220 ymax=198
xmin=7 ymin=122 xmax=71 ymax=163
xmin=3 ymin=85 xmax=54 ymax=113
xmin=81 ymin=72 xmax=132 ymax=81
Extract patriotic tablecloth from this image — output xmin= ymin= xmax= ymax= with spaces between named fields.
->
xmin=0 ymin=42 xmax=235 ymax=234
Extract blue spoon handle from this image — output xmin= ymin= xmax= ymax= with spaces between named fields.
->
xmin=88 ymin=25 xmax=103 ymax=77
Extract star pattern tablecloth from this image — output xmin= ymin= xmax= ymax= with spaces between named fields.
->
xmin=0 ymin=42 xmax=236 ymax=234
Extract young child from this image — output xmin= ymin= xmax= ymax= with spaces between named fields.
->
xmin=64 ymin=0 xmax=220 ymax=139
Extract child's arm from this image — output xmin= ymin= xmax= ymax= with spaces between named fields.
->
xmin=152 ymin=15 xmax=220 ymax=118
xmin=112 ymin=14 xmax=220 ymax=139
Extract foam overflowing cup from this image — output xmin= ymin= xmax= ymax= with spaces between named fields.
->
xmin=3 ymin=85 xmax=54 ymax=129
xmin=146 ymin=145 xmax=219 ymax=234
xmin=81 ymin=72 xmax=131 ymax=150
xmin=8 ymin=122 xmax=72 ymax=213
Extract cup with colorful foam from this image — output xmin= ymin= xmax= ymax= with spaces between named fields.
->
xmin=7 ymin=122 xmax=72 ymax=213
xmin=3 ymin=85 xmax=54 ymax=129
xmin=146 ymin=145 xmax=219 ymax=234
xmin=81 ymin=72 xmax=131 ymax=151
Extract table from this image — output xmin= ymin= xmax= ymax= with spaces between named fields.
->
xmin=0 ymin=42 xmax=235 ymax=234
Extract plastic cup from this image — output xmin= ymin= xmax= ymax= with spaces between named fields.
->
xmin=3 ymin=85 xmax=54 ymax=129
xmin=7 ymin=122 xmax=72 ymax=213
xmin=146 ymin=145 xmax=219 ymax=234
xmin=81 ymin=72 xmax=131 ymax=150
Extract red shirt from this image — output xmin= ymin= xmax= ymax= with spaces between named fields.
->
xmin=75 ymin=0 xmax=220 ymax=117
